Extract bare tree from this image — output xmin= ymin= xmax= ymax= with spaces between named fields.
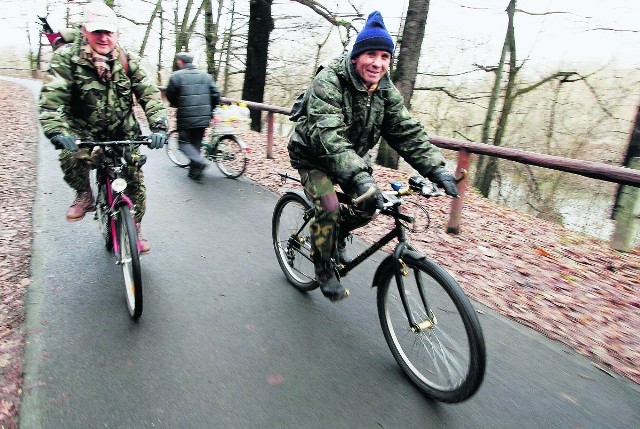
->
xmin=377 ymin=0 xmax=431 ymax=169
xmin=242 ymin=0 xmax=274 ymax=132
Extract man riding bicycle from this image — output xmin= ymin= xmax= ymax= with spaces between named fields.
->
xmin=287 ymin=11 xmax=459 ymax=301
xmin=39 ymin=2 xmax=168 ymax=254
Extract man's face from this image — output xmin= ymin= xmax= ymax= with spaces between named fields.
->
xmin=351 ymin=50 xmax=391 ymax=87
xmin=82 ymin=27 xmax=118 ymax=55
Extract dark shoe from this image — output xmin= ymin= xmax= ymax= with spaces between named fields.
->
xmin=318 ymin=273 xmax=349 ymax=302
xmin=66 ymin=190 xmax=95 ymax=222
xmin=136 ymin=223 xmax=150 ymax=255
xmin=188 ymin=162 xmax=206 ymax=180
xmin=337 ymin=241 xmax=352 ymax=265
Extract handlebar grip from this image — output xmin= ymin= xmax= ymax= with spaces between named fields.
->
xmin=352 ymin=186 xmax=377 ymax=205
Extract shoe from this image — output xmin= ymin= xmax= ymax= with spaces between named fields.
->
xmin=136 ymin=223 xmax=150 ymax=255
xmin=337 ymin=240 xmax=352 ymax=265
xmin=66 ymin=190 xmax=95 ymax=222
xmin=318 ymin=273 xmax=349 ymax=302
xmin=188 ymin=162 xmax=206 ymax=180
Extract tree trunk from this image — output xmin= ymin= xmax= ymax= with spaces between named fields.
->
xmin=138 ymin=0 xmax=162 ymax=58
xmin=475 ymin=0 xmax=517 ymax=197
xmin=242 ymin=0 xmax=274 ymax=132
xmin=377 ymin=0 xmax=431 ymax=169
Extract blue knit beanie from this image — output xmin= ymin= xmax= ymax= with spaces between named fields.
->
xmin=350 ymin=11 xmax=395 ymax=59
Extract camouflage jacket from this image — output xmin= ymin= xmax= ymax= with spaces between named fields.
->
xmin=39 ymin=35 xmax=167 ymax=141
xmin=288 ymin=54 xmax=445 ymax=185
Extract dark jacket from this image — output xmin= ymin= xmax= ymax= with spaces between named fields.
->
xmin=166 ymin=64 xmax=221 ymax=129
xmin=288 ymin=54 xmax=445 ymax=185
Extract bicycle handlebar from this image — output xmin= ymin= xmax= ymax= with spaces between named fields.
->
xmin=77 ymin=139 xmax=152 ymax=148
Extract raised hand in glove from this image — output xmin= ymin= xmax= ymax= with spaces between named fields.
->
xmin=352 ymin=171 xmax=384 ymax=210
xmin=427 ymin=167 xmax=459 ymax=197
xmin=148 ymin=131 xmax=168 ymax=149
xmin=50 ymin=135 xmax=78 ymax=152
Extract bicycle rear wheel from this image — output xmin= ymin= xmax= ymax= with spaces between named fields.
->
xmin=117 ymin=206 xmax=143 ymax=320
xmin=377 ymin=256 xmax=485 ymax=402
xmin=215 ymin=135 xmax=247 ymax=179
xmin=166 ymin=130 xmax=190 ymax=168
xmin=272 ymin=193 xmax=318 ymax=291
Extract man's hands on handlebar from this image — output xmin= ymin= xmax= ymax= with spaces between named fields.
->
xmin=352 ymin=171 xmax=385 ymax=209
xmin=148 ymin=130 xmax=168 ymax=149
xmin=426 ymin=167 xmax=459 ymax=197
xmin=50 ymin=135 xmax=79 ymax=152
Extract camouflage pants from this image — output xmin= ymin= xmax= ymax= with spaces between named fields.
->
xmin=299 ymin=169 xmax=375 ymax=280
xmin=59 ymin=148 xmax=146 ymax=223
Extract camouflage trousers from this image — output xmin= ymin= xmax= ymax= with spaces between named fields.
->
xmin=299 ymin=169 xmax=375 ymax=280
xmin=59 ymin=148 xmax=146 ymax=223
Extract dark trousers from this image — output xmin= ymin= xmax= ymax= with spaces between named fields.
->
xmin=178 ymin=128 xmax=207 ymax=171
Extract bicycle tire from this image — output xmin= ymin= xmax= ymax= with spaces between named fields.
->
xmin=117 ymin=206 xmax=143 ymax=320
xmin=214 ymin=135 xmax=247 ymax=179
xmin=166 ymin=130 xmax=190 ymax=168
xmin=377 ymin=255 xmax=485 ymax=402
xmin=272 ymin=193 xmax=318 ymax=291
xmin=94 ymin=180 xmax=113 ymax=251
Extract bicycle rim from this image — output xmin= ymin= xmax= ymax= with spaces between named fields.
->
xmin=215 ymin=136 xmax=247 ymax=178
xmin=272 ymin=193 xmax=318 ymax=291
xmin=166 ymin=131 xmax=190 ymax=168
xmin=117 ymin=206 xmax=143 ymax=319
xmin=377 ymin=257 xmax=485 ymax=402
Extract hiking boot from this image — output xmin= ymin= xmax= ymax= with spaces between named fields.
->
xmin=66 ymin=190 xmax=95 ymax=222
xmin=136 ymin=223 xmax=150 ymax=255
xmin=318 ymin=273 xmax=349 ymax=302
xmin=337 ymin=240 xmax=352 ymax=265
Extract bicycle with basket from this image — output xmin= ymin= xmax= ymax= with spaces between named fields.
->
xmin=271 ymin=172 xmax=486 ymax=403
xmin=166 ymin=105 xmax=249 ymax=179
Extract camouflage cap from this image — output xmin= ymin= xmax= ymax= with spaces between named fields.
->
xmin=83 ymin=1 xmax=119 ymax=33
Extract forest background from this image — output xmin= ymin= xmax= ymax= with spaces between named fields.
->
xmin=1 ymin=0 xmax=639 ymax=245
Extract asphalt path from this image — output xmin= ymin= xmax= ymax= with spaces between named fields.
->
xmin=13 ymin=78 xmax=640 ymax=428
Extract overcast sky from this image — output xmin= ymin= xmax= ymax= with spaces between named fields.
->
xmin=2 ymin=0 xmax=639 ymax=72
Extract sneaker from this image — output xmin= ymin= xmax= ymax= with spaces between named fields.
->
xmin=318 ymin=273 xmax=349 ymax=302
xmin=66 ymin=190 xmax=95 ymax=222
xmin=136 ymin=223 xmax=150 ymax=255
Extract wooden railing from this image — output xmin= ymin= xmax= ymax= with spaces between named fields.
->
xmin=222 ymin=96 xmax=639 ymax=241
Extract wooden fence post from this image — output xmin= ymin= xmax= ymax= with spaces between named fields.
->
xmin=447 ymin=149 xmax=471 ymax=234
xmin=266 ymin=111 xmax=275 ymax=159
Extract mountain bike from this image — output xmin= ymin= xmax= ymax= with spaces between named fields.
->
xmin=82 ymin=139 xmax=150 ymax=320
xmin=271 ymin=172 xmax=486 ymax=403
xmin=166 ymin=123 xmax=248 ymax=179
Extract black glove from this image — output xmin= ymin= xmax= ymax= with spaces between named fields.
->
xmin=427 ymin=167 xmax=459 ymax=197
xmin=50 ymin=135 xmax=78 ymax=152
xmin=352 ymin=172 xmax=384 ymax=209
xmin=148 ymin=131 xmax=168 ymax=149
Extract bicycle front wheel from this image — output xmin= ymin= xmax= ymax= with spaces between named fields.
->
xmin=214 ymin=135 xmax=247 ymax=179
xmin=166 ymin=131 xmax=190 ymax=168
xmin=117 ymin=206 xmax=143 ymax=320
xmin=377 ymin=256 xmax=485 ymax=402
xmin=272 ymin=193 xmax=318 ymax=291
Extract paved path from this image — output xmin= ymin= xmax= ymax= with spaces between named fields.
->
xmin=14 ymin=78 xmax=640 ymax=428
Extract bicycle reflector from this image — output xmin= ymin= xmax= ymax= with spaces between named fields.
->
xmin=112 ymin=178 xmax=128 ymax=193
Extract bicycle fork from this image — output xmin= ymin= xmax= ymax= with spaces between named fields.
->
xmin=392 ymin=245 xmax=436 ymax=333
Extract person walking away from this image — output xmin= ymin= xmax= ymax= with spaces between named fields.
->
xmin=287 ymin=11 xmax=460 ymax=301
xmin=165 ymin=52 xmax=221 ymax=180
xmin=39 ymin=1 xmax=169 ymax=254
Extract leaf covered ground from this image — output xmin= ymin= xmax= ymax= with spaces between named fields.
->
xmin=0 ymin=80 xmax=638 ymax=428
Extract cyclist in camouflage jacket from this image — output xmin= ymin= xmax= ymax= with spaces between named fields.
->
xmin=39 ymin=2 xmax=168 ymax=254
xmin=288 ymin=11 xmax=459 ymax=301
